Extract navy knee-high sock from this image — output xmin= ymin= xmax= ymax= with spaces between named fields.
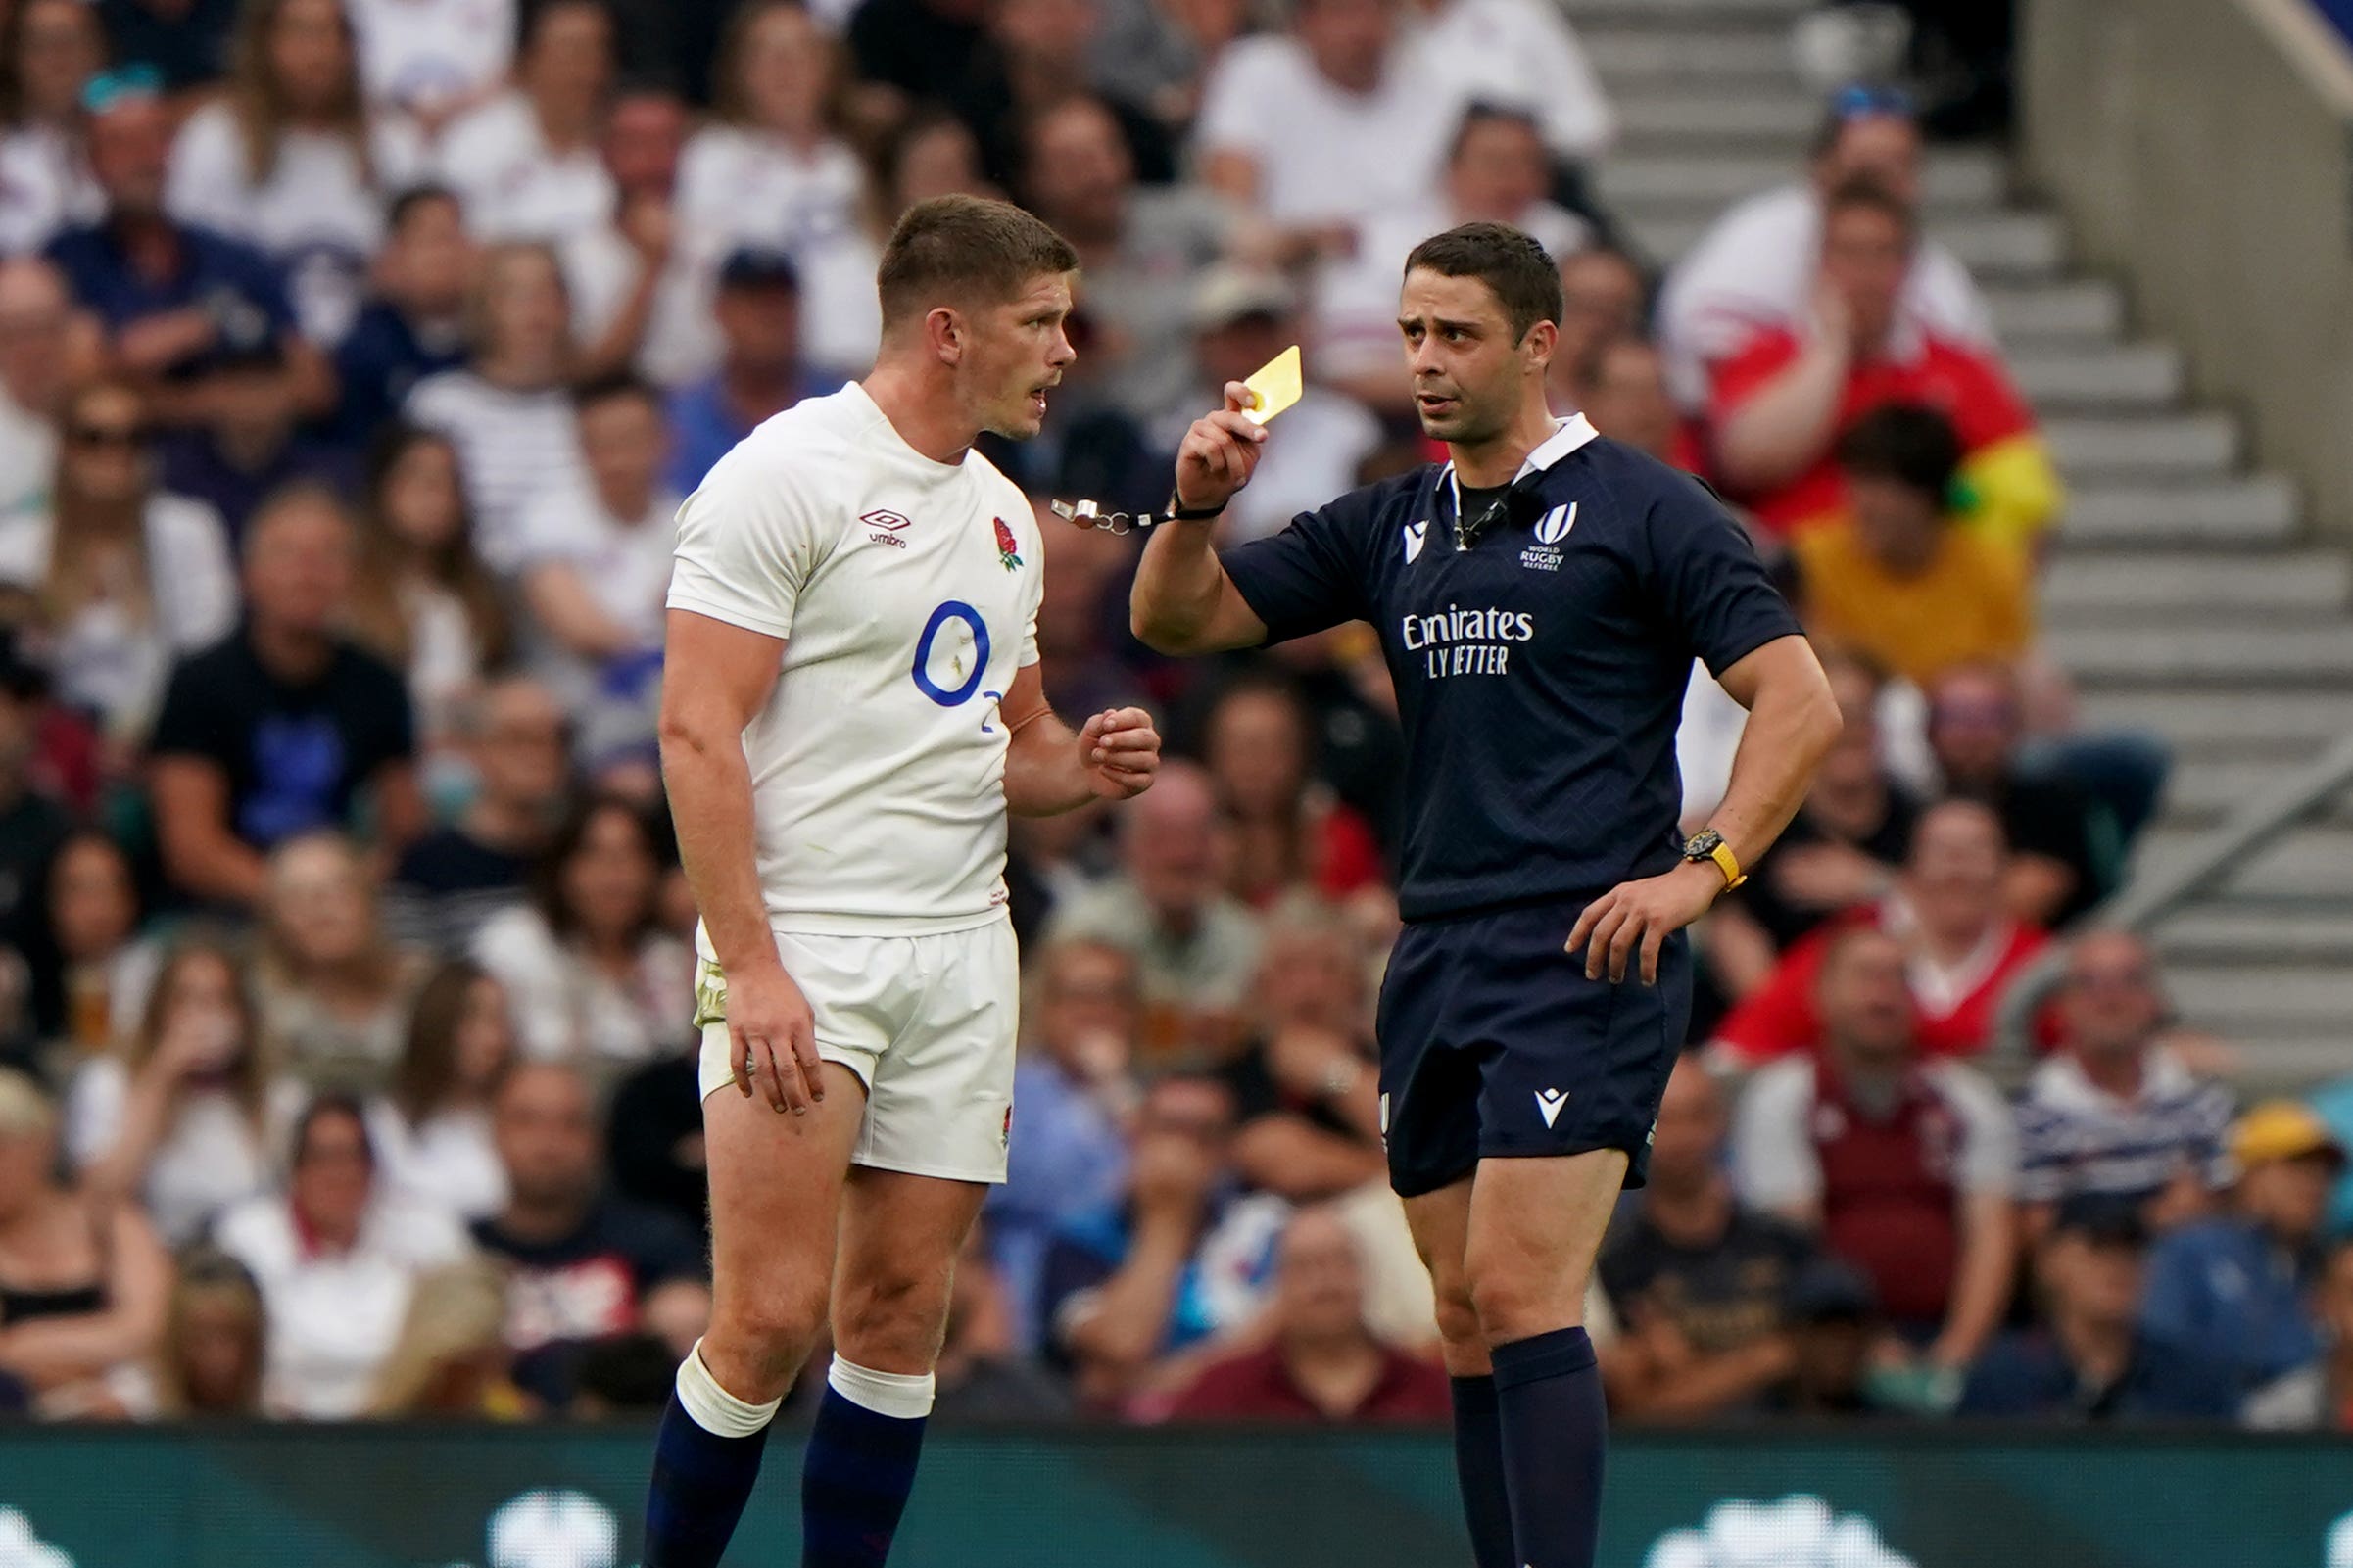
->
xmin=644 ymin=1347 xmax=777 ymax=1568
xmin=1450 ymin=1374 xmax=1516 ymax=1568
xmin=800 ymin=1360 xmax=933 ymax=1568
xmin=1490 ymin=1327 xmax=1606 ymax=1568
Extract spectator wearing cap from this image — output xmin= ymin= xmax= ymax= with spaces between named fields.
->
xmin=328 ymin=187 xmax=474 ymax=448
xmin=467 ymin=1062 xmax=708 ymax=1407
xmin=0 ymin=258 xmax=99 ymax=518
xmin=45 ymin=71 xmax=332 ymax=425
xmin=1153 ymin=265 xmax=1381 ymax=547
xmin=1045 ymin=761 xmax=1262 ymax=1070
xmin=95 ymin=0 xmax=239 ymax=94
xmin=1314 ymin=105 xmax=1590 ymax=413
xmin=2244 ymin=1236 xmax=2353 ymax=1430
xmin=214 ymin=1092 xmax=473 ymax=1418
xmin=2015 ymin=930 xmax=2234 ymax=1243
xmin=1163 ymin=1204 xmax=1448 ymax=1424
xmin=0 ymin=1067 xmax=170 ymax=1419
xmin=1928 ymin=663 xmax=2109 ymax=929
xmin=1042 ymin=1074 xmax=1286 ymax=1409
xmin=163 ymin=0 xmax=430 ymax=348
xmin=1732 ymin=926 xmax=2017 ymax=1375
xmin=988 ymin=938 xmax=1142 ymax=1351
xmin=663 ymin=247 xmax=839 ymax=494
xmin=157 ymin=335 xmax=356 ymax=544
xmin=1658 ymin=87 xmax=1996 ymax=414
xmin=514 ymin=374 xmax=677 ymax=772
xmin=1763 ymin=1258 xmax=1884 ymax=1416
xmin=1712 ymin=798 xmax=2046 ymax=1064
xmin=149 ymin=485 xmax=421 ymax=908
xmin=1791 ymin=404 xmax=2033 ymax=689
xmin=678 ymin=1 xmax=883 ymax=382
xmin=1018 ymin=94 xmax=1230 ymax=429
xmin=435 ymin=0 xmax=616 ymax=243
xmin=0 ymin=0 xmax=107 ymax=255
xmin=0 ymin=378 xmax=239 ymax=742
xmin=1706 ymin=178 xmax=2061 ymax=549
xmin=1958 ymin=1193 xmax=2240 ymax=1421
xmin=560 ymin=84 xmax=708 ymax=387
xmin=1598 ymin=1055 xmax=1822 ymax=1422
xmin=2141 ymin=1102 xmax=2343 ymax=1391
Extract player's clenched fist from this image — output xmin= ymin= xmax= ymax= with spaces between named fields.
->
xmin=1080 ymin=706 xmax=1161 ymax=799
xmin=1172 ymin=380 xmax=1269 ymax=513
xmin=727 ymin=961 xmax=826 ymax=1116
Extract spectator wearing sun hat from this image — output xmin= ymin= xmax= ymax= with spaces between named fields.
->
xmin=2140 ymin=1102 xmax=2344 ymax=1390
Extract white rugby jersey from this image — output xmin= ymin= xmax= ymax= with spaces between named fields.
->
xmin=667 ymin=382 xmax=1043 ymax=939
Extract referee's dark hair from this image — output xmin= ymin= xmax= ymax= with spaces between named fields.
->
xmin=1835 ymin=403 xmax=1963 ymax=504
xmin=1404 ymin=222 xmax=1563 ymax=344
xmin=876 ymin=194 xmax=1080 ymax=331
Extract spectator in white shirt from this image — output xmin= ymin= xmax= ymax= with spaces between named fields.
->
xmin=368 ymin=959 xmax=515 ymax=1221
xmin=214 ymin=1092 xmax=472 ymax=1418
xmin=515 ymin=374 xmax=677 ymax=768
xmin=471 ymin=793 xmax=692 ymax=1066
xmin=345 ymin=0 xmax=515 ymax=131
xmin=1193 ymin=0 xmax=1454 ymax=237
xmin=343 ymin=423 xmax=512 ymax=745
xmin=403 ymin=240 xmax=589 ymax=572
xmin=1657 ymin=85 xmax=1997 ymax=413
xmin=1406 ymin=0 xmax=1612 ymax=165
xmin=1314 ymin=104 xmax=1590 ymax=411
xmin=0 ymin=380 xmax=238 ymax=743
xmin=560 ymin=84 xmax=707 ymax=387
xmin=0 ymin=258 xmax=99 ymax=520
xmin=165 ymin=0 xmax=430 ymax=347
xmin=1158 ymin=266 xmax=1380 ymax=546
xmin=0 ymin=0 xmax=105 ymax=254
xmin=435 ymin=0 xmax=616 ymax=243
xmin=676 ymin=0 xmax=880 ymax=382
xmin=66 ymin=935 xmax=305 ymax=1248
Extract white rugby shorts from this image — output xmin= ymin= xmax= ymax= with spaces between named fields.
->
xmin=694 ymin=918 xmax=1019 ymax=1184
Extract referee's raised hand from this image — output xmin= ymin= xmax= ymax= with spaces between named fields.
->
xmin=1172 ymin=381 xmax=1269 ymax=513
xmin=1566 ymin=861 xmax=1728 ymax=986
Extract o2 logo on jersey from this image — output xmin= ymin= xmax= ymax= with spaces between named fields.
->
xmin=911 ymin=600 xmax=992 ymax=707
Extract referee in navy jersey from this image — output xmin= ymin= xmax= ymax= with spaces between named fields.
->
xmin=1130 ymin=223 xmax=1839 ymax=1568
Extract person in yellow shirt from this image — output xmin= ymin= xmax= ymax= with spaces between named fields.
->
xmin=1791 ymin=404 xmax=2032 ymax=689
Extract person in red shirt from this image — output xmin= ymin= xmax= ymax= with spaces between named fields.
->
xmin=1707 ymin=179 xmax=2060 ymax=550
xmin=1164 ymin=1204 xmax=1450 ymax=1424
xmin=1710 ymin=797 xmax=2046 ymax=1064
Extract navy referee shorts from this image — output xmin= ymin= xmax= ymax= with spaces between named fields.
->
xmin=1373 ymin=900 xmax=1693 ymax=1199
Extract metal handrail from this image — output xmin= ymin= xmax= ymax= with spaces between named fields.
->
xmin=1990 ymin=726 xmax=2353 ymax=1068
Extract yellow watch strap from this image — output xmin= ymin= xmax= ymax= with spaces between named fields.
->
xmin=1708 ymin=840 xmax=1746 ymax=890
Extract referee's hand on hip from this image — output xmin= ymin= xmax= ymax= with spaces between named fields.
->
xmin=1566 ymin=861 xmax=1728 ymax=986
xmin=1172 ymin=382 xmax=1268 ymax=512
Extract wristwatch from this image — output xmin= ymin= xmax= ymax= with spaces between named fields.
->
xmin=1682 ymin=829 xmax=1746 ymax=890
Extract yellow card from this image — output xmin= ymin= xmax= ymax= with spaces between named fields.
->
xmin=1241 ymin=344 xmax=1303 ymax=425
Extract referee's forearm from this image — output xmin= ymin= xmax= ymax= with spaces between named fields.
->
xmin=1129 ymin=517 xmax=1227 ymax=652
xmin=1708 ymin=645 xmax=1842 ymax=868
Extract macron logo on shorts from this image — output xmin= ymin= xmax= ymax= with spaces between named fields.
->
xmin=1535 ymin=1088 xmax=1568 ymax=1128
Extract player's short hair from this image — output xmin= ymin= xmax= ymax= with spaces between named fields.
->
xmin=1821 ymin=175 xmax=1917 ymax=243
xmin=1403 ymin=221 xmax=1563 ymax=343
xmin=875 ymin=195 xmax=1080 ymax=330
xmin=1447 ymin=101 xmax=1544 ymax=166
xmin=1835 ymin=402 xmax=1961 ymax=501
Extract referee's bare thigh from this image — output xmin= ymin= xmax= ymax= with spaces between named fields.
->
xmin=696 ymin=1063 xmax=869 ymax=1403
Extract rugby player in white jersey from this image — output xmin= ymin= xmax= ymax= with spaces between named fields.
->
xmin=641 ymin=195 xmax=1161 ymax=1568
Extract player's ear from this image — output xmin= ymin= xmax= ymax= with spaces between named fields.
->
xmin=1522 ymin=317 xmax=1559 ymax=372
xmin=926 ymin=305 xmax=965 ymax=366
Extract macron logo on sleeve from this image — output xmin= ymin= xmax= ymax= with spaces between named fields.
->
xmin=1535 ymin=1088 xmax=1568 ymax=1128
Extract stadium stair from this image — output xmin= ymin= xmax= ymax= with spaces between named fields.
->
xmin=1571 ymin=0 xmax=2353 ymax=1089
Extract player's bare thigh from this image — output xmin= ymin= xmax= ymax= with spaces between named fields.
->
xmin=1464 ymin=1148 xmax=1628 ymax=1345
xmin=831 ymin=1166 xmax=989 ymax=1376
xmin=698 ymin=1061 xmax=869 ymax=1402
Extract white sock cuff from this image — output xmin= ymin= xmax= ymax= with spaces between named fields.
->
xmin=826 ymin=1356 xmax=936 ymax=1420
xmin=676 ymin=1340 xmax=781 ymax=1437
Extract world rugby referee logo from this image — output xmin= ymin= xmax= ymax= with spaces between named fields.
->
xmin=1521 ymin=502 xmax=1576 ymax=572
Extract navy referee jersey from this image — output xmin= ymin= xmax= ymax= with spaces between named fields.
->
xmin=1222 ymin=414 xmax=1803 ymax=923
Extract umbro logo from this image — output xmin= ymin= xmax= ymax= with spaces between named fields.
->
xmin=1402 ymin=520 xmax=1428 ymax=563
xmin=861 ymin=508 xmax=911 ymax=549
xmin=1534 ymin=1087 xmax=1568 ymax=1128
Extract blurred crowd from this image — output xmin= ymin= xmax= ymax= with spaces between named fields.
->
xmin=0 ymin=0 xmax=2341 ymax=1438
